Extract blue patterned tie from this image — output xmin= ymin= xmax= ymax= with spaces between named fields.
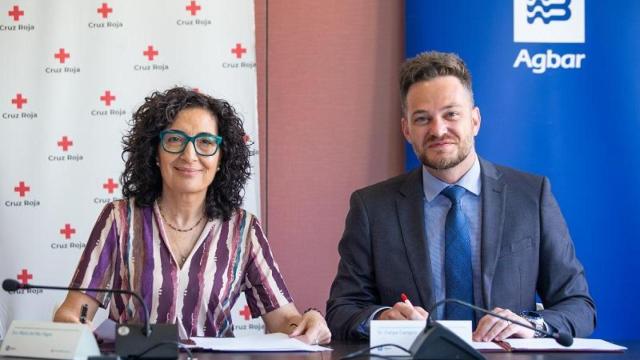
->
xmin=441 ymin=185 xmax=474 ymax=320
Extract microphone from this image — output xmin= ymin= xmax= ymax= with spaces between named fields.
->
xmin=3 ymin=278 xmax=151 ymax=336
xmin=409 ymin=299 xmax=573 ymax=360
xmin=428 ymin=299 xmax=573 ymax=346
xmin=2 ymin=279 xmax=20 ymax=292
xmin=3 ymin=278 xmax=177 ymax=359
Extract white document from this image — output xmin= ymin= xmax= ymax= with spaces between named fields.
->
xmin=471 ymin=341 xmax=504 ymax=351
xmin=500 ymin=338 xmax=627 ymax=352
xmin=470 ymin=338 xmax=627 ymax=352
xmin=189 ymin=333 xmax=331 ymax=352
xmin=370 ymin=320 xmax=473 ymax=356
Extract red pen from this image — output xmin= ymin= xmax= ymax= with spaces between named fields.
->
xmin=401 ymin=293 xmax=411 ymax=304
xmin=401 ymin=293 xmax=424 ymax=320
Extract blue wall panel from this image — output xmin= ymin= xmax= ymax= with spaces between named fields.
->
xmin=406 ymin=0 xmax=640 ymax=340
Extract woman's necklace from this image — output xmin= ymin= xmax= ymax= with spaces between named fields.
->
xmin=157 ymin=202 xmax=205 ymax=233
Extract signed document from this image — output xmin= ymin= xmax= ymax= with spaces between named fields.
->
xmin=484 ymin=338 xmax=627 ymax=352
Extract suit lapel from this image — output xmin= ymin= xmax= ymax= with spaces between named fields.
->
xmin=479 ymin=158 xmax=506 ymax=309
xmin=397 ymin=168 xmax=434 ymax=308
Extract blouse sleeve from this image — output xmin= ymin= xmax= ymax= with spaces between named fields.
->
xmin=243 ymin=214 xmax=293 ymax=317
xmin=69 ymin=202 xmax=120 ymax=307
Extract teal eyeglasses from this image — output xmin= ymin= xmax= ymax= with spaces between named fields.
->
xmin=159 ymin=129 xmax=223 ymax=156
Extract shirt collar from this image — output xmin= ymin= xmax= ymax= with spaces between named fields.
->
xmin=422 ymin=156 xmax=481 ymax=202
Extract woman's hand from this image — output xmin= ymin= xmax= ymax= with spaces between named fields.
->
xmin=53 ymin=291 xmax=99 ymax=325
xmin=289 ymin=309 xmax=331 ymax=345
xmin=262 ymin=304 xmax=332 ymax=345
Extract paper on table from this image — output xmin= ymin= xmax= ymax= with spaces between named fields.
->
xmin=189 ymin=333 xmax=332 ymax=352
xmin=471 ymin=341 xmax=504 ymax=351
xmin=502 ymin=338 xmax=627 ymax=352
xmin=471 ymin=338 xmax=627 ymax=352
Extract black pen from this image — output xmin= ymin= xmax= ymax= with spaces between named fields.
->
xmin=79 ymin=303 xmax=88 ymax=324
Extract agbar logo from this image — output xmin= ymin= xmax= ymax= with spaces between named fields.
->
xmin=513 ymin=0 xmax=586 ymax=74
xmin=514 ymin=49 xmax=585 ymax=74
xmin=526 ymin=0 xmax=571 ymax=24
xmin=514 ymin=0 xmax=584 ymax=43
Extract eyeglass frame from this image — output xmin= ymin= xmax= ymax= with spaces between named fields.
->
xmin=158 ymin=129 xmax=223 ymax=157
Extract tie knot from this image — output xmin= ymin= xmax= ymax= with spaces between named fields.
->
xmin=441 ymin=185 xmax=466 ymax=204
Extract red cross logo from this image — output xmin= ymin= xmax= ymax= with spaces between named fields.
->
xmin=103 ymin=178 xmax=118 ymax=194
xmin=185 ymin=1 xmax=201 ymax=15
xmin=97 ymin=3 xmax=113 ymax=18
xmin=100 ymin=90 xmax=116 ymax=106
xmin=14 ymin=181 xmax=30 ymax=197
xmin=11 ymin=93 xmax=27 ymax=109
xmin=17 ymin=269 xmax=32 ymax=285
xmin=57 ymin=136 xmax=73 ymax=151
xmin=54 ymin=48 xmax=70 ymax=64
xmin=60 ymin=224 xmax=76 ymax=240
xmin=231 ymin=43 xmax=247 ymax=59
xmin=143 ymin=45 xmax=159 ymax=61
xmin=8 ymin=5 xmax=24 ymax=21
xmin=239 ymin=305 xmax=251 ymax=320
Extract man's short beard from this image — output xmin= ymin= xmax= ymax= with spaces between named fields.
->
xmin=420 ymin=152 xmax=467 ymax=170
xmin=415 ymin=141 xmax=472 ymax=170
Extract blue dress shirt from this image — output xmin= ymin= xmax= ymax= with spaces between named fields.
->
xmin=422 ymin=157 xmax=484 ymax=320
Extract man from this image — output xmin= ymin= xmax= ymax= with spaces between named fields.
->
xmin=326 ymin=51 xmax=596 ymax=342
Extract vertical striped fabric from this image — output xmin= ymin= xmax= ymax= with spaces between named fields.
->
xmin=70 ymin=199 xmax=292 ymax=337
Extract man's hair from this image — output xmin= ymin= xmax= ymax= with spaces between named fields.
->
xmin=400 ymin=51 xmax=474 ymax=112
xmin=120 ymin=86 xmax=251 ymax=221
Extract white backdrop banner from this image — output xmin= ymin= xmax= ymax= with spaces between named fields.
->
xmin=0 ymin=0 xmax=263 ymax=337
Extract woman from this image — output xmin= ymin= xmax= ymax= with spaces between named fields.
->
xmin=54 ymin=87 xmax=331 ymax=344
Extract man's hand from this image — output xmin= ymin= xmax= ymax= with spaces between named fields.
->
xmin=472 ymin=307 xmax=535 ymax=342
xmin=378 ymin=301 xmax=428 ymax=320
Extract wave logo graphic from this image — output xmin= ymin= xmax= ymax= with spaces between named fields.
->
xmin=527 ymin=0 xmax=572 ymax=24
xmin=514 ymin=0 xmax=584 ymax=43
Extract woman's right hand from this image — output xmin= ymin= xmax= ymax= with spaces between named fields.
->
xmin=53 ymin=290 xmax=99 ymax=325
xmin=289 ymin=309 xmax=331 ymax=345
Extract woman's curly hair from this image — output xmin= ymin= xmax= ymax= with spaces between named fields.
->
xmin=120 ymin=87 xmax=251 ymax=221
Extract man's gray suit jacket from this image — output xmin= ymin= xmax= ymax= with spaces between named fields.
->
xmin=326 ymin=158 xmax=596 ymax=340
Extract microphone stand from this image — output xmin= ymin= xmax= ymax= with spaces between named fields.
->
xmin=409 ymin=298 xmax=573 ymax=359
xmin=3 ymin=279 xmax=178 ymax=359
xmin=16 ymin=282 xmax=151 ymax=337
xmin=431 ymin=299 xmax=573 ymax=346
xmin=410 ymin=317 xmax=485 ymax=360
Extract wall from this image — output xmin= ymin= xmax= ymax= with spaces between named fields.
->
xmin=254 ymin=1 xmax=405 ymax=312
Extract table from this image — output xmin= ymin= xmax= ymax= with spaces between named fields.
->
xmin=1 ymin=340 xmax=636 ymax=359
xmin=182 ymin=340 xmax=639 ymax=359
